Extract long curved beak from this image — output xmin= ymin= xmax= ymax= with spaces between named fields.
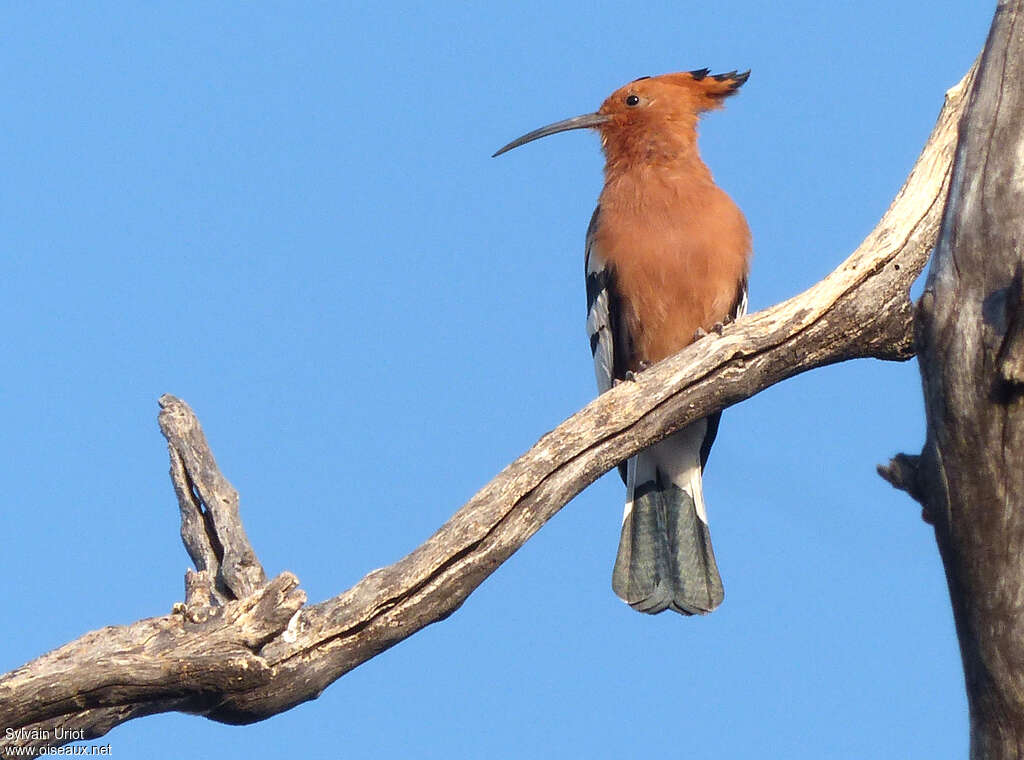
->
xmin=492 ymin=112 xmax=610 ymax=157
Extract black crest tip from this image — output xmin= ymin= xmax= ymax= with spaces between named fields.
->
xmin=711 ymin=69 xmax=750 ymax=90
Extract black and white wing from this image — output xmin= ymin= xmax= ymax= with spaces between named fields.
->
xmin=584 ymin=206 xmax=635 ymax=482
xmin=584 ymin=206 xmax=637 ymax=390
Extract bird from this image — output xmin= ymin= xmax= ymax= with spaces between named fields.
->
xmin=493 ymin=69 xmax=751 ymax=615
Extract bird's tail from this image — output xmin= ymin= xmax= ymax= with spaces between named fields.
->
xmin=611 ymin=419 xmax=724 ymax=615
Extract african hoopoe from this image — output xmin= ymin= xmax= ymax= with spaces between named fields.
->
xmin=495 ymin=69 xmax=751 ymax=615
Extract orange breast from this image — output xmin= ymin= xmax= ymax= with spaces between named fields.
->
xmin=594 ymin=165 xmax=750 ymax=366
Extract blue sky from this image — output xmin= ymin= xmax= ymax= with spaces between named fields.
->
xmin=2 ymin=2 xmax=992 ymax=758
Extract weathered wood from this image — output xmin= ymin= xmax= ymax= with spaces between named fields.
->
xmin=160 ymin=395 xmax=266 ymax=601
xmin=0 ymin=60 xmax=975 ymax=752
xmin=913 ymin=2 xmax=1024 ymax=757
xmin=878 ymin=453 xmax=924 ymax=505
xmin=0 ymin=573 xmax=304 ymax=748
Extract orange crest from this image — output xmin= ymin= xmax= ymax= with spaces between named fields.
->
xmin=659 ymin=69 xmax=750 ymax=109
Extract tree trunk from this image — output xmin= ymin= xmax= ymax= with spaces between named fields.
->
xmin=914 ymin=1 xmax=1024 ymax=756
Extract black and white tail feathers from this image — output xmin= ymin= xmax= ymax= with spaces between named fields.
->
xmin=585 ymin=205 xmax=744 ymax=616
xmin=611 ymin=420 xmax=724 ymax=614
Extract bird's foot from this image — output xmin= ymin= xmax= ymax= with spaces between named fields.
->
xmin=617 ymin=361 xmax=652 ymax=384
xmin=695 ymin=323 xmax=726 ymax=341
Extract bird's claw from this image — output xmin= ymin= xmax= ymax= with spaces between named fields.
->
xmin=695 ymin=323 xmax=726 ymax=341
xmin=616 ymin=362 xmax=652 ymax=385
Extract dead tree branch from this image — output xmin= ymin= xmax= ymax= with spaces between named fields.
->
xmin=162 ymin=396 xmax=266 ymax=604
xmin=0 ymin=61 xmax=975 ymax=752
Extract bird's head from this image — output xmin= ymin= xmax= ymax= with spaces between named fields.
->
xmin=493 ymin=69 xmax=748 ymax=168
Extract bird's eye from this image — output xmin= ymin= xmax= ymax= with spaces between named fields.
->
xmin=625 ymin=94 xmax=640 ymax=107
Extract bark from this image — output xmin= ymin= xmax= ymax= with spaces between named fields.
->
xmin=891 ymin=1 xmax=1024 ymax=757
xmin=0 ymin=47 xmax=985 ymax=756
